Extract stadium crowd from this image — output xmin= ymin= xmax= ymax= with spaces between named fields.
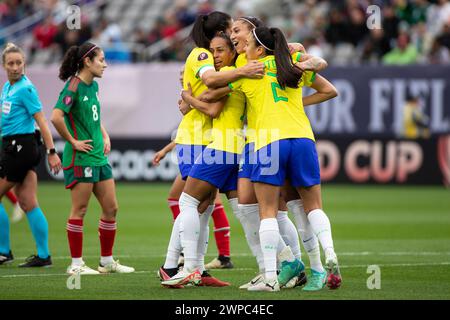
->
xmin=1 ymin=0 xmax=450 ymax=65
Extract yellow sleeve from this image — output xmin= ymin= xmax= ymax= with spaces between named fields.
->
xmin=190 ymin=48 xmax=215 ymax=78
xmin=300 ymin=71 xmax=316 ymax=87
xmin=291 ymin=52 xmax=302 ymax=63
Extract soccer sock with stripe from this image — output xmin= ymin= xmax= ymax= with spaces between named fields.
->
xmin=259 ymin=218 xmax=279 ymax=281
xmin=26 ymin=207 xmax=50 ymax=259
xmin=67 ymin=219 xmax=83 ymax=266
xmin=307 ymin=209 xmax=337 ymax=262
xmin=277 ymin=210 xmax=301 ymax=260
xmin=287 ymin=200 xmax=324 ymax=272
xmin=0 ymin=204 xmax=11 ymax=254
xmin=178 ymin=192 xmax=200 ymax=272
xmin=236 ymin=202 xmax=264 ymax=273
xmin=211 ymin=203 xmax=230 ymax=258
xmin=168 ymin=198 xmax=180 ymax=221
xmin=163 ymin=215 xmax=182 ymax=269
xmin=99 ymin=219 xmax=117 ymax=266
xmin=196 ymin=204 xmax=214 ymax=274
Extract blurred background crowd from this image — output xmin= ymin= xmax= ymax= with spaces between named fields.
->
xmin=1 ymin=0 xmax=450 ymax=65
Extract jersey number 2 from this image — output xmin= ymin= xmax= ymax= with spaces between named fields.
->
xmin=92 ymin=105 xmax=99 ymax=121
xmin=271 ymin=82 xmax=288 ymax=103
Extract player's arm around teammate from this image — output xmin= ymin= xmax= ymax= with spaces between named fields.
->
xmin=51 ymin=42 xmax=134 ymax=275
xmin=0 ymin=43 xmax=61 ymax=267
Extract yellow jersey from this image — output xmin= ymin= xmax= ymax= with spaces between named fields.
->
xmin=230 ymin=55 xmax=316 ymax=151
xmin=235 ymin=52 xmax=303 ymax=145
xmin=175 ymin=47 xmax=215 ymax=145
xmin=208 ymin=66 xmax=246 ymax=154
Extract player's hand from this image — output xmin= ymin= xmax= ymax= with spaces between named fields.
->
xmin=152 ymin=150 xmax=166 ymax=166
xmin=288 ymin=42 xmax=306 ymax=54
xmin=72 ymin=140 xmax=93 ymax=153
xmin=181 ymin=83 xmax=193 ymax=100
xmin=242 ymin=60 xmax=265 ymax=79
xmin=178 ymin=99 xmax=191 ymax=115
xmin=103 ymin=136 xmax=111 ymax=155
xmin=48 ymin=153 xmax=62 ymax=175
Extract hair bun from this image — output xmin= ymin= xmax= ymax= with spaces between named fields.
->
xmin=5 ymin=42 xmax=17 ymax=50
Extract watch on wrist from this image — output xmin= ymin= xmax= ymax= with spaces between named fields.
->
xmin=47 ymin=148 xmax=57 ymax=155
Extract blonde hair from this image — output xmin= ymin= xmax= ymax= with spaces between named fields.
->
xmin=2 ymin=42 xmax=25 ymax=64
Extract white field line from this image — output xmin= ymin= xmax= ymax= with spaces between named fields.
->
xmin=11 ymin=251 xmax=450 ymax=261
xmin=2 ymin=262 xmax=450 ymax=279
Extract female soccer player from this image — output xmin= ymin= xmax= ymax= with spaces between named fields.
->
xmin=223 ymin=16 xmax=330 ymax=291
xmin=228 ymin=27 xmax=341 ymax=291
xmin=0 ymin=43 xmax=61 ymax=267
xmin=161 ymin=32 xmax=245 ymax=287
xmin=51 ymin=42 xmax=134 ymax=275
xmin=160 ymin=11 xmax=265 ymax=287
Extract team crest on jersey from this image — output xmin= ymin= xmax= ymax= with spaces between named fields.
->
xmin=198 ymin=52 xmax=208 ymax=61
xmin=63 ymin=96 xmax=72 ymax=106
xmin=84 ymin=167 xmax=93 ymax=178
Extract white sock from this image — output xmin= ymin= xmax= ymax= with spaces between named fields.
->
xmin=196 ymin=204 xmax=214 ymax=274
xmin=100 ymin=256 xmax=114 ymax=266
xmin=308 ymin=208 xmax=337 ymax=262
xmin=71 ymin=257 xmax=84 ymax=267
xmin=287 ymin=200 xmax=324 ymax=272
xmin=179 ymin=192 xmax=200 ymax=272
xmin=259 ymin=218 xmax=279 ymax=281
xmin=236 ymin=203 xmax=264 ymax=273
xmin=163 ymin=215 xmax=182 ymax=269
xmin=277 ymin=245 xmax=295 ymax=263
xmin=277 ymin=210 xmax=301 ymax=260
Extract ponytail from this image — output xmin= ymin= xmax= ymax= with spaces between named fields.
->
xmin=58 ymin=42 xmax=100 ymax=81
xmin=271 ymin=28 xmax=301 ymax=89
xmin=190 ymin=15 xmax=210 ymax=49
xmin=58 ymin=46 xmax=79 ymax=81
xmin=253 ymin=27 xmax=301 ymax=89
xmin=190 ymin=11 xmax=232 ymax=49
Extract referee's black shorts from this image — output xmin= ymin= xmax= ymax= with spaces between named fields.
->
xmin=0 ymin=133 xmax=42 ymax=183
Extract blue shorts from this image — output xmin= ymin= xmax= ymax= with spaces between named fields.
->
xmin=176 ymin=144 xmax=206 ymax=180
xmin=238 ymin=142 xmax=256 ymax=179
xmin=251 ymin=138 xmax=320 ymax=187
xmin=189 ymin=148 xmax=240 ymax=193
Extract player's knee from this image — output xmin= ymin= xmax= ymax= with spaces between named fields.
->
xmin=72 ymin=205 xmax=88 ymax=219
xmin=18 ymin=198 xmax=37 ymax=213
xmin=105 ymin=203 xmax=119 ymax=218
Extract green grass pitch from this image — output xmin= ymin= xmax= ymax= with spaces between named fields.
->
xmin=1 ymin=183 xmax=449 ymax=300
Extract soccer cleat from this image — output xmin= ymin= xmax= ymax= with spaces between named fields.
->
xmin=161 ymin=269 xmax=201 ymax=287
xmin=239 ymin=273 xmax=264 ymax=289
xmin=67 ymin=263 xmax=100 ymax=275
xmin=278 ymin=258 xmax=305 ymax=287
xmin=19 ymin=255 xmax=52 ymax=268
xmin=326 ymin=258 xmax=342 ymax=289
xmin=205 ymin=256 xmax=234 ymax=269
xmin=158 ymin=266 xmax=184 ymax=289
xmin=0 ymin=251 xmax=14 ymax=265
xmin=11 ymin=203 xmax=25 ymax=223
xmin=98 ymin=260 xmax=135 ymax=274
xmin=283 ymin=270 xmax=307 ymax=289
xmin=247 ymin=278 xmax=280 ymax=292
xmin=303 ymin=269 xmax=327 ymax=291
xmin=198 ymin=271 xmax=230 ymax=287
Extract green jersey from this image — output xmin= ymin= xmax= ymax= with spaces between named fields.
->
xmin=54 ymin=77 xmax=108 ymax=168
